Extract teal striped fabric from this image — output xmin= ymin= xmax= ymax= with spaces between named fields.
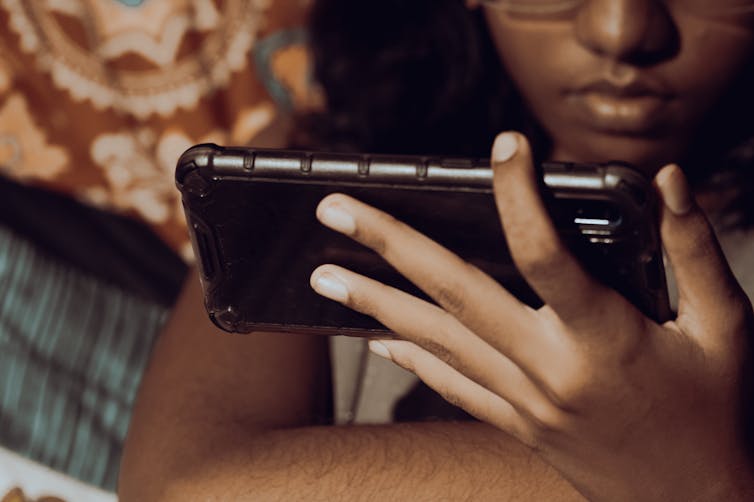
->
xmin=0 ymin=224 xmax=170 ymax=491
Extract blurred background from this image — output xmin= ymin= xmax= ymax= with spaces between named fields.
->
xmin=0 ymin=1 xmax=329 ymax=499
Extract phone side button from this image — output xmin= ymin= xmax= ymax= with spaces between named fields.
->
xmin=192 ymin=221 xmax=217 ymax=280
xmin=441 ymin=158 xmax=475 ymax=168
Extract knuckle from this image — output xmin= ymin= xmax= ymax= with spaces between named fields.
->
xmin=419 ymin=335 xmax=469 ymax=376
xmin=520 ymin=431 xmax=547 ymax=454
xmin=433 ymin=282 xmax=468 ymax=316
xmin=353 ymin=225 xmax=388 ymax=256
xmin=525 ymin=399 xmax=568 ymax=434
xmin=351 ymin=208 xmax=405 ymax=257
xmin=545 ymin=381 xmax=588 ymax=412
xmin=387 ymin=345 xmax=417 ymax=374
xmin=348 ymin=294 xmax=377 ymax=319
xmin=436 ymin=386 xmax=466 ymax=410
xmin=688 ymin=233 xmax=717 ymax=262
xmin=674 ymin=215 xmax=718 ymax=261
xmin=513 ymin=240 xmax=564 ymax=282
xmin=516 ymin=422 xmax=554 ymax=455
xmin=344 ymin=287 xmax=380 ymax=318
xmin=370 ymin=210 xmax=406 ymax=255
xmin=420 ymin=337 xmax=454 ymax=365
xmin=541 ymin=364 xmax=596 ymax=412
xmin=432 ymin=264 xmax=477 ymax=315
xmin=346 ymin=281 xmax=389 ymax=320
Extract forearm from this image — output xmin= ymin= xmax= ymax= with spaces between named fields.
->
xmin=118 ymin=268 xmax=579 ymax=500
xmin=120 ymin=420 xmax=583 ymax=501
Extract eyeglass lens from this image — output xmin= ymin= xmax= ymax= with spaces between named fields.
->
xmin=484 ymin=0 xmax=754 ymax=16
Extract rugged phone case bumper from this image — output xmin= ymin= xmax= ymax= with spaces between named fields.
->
xmin=177 ymin=144 xmax=671 ymax=335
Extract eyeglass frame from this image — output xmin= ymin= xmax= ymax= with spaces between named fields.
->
xmin=479 ymin=0 xmax=754 ymax=17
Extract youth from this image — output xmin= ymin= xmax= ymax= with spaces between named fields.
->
xmin=121 ymin=1 xmax=754 ymax=499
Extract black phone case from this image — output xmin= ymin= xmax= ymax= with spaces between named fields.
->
xmin=176 ymin=144 xmax=672 ymax=335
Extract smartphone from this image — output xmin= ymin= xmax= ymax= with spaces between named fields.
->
xmin=176 ymin=144 xmax=672 ymax=335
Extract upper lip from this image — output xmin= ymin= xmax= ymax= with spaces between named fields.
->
xmin=571 ymin=77 xmax=673 ymax=98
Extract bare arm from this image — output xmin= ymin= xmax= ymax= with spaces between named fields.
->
xmin=119 ymin=267 xmax=582 ymax=501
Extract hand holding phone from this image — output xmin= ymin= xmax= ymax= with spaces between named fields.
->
xmin=176 ymin=142 xmax=671 ymax=335
xmin=317 ymin=132 xmax=754 ymax=502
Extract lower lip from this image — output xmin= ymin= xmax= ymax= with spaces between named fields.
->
xmin=568 ymin=92 xmax=672 ymax=134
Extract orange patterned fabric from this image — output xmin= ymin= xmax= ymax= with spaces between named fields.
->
xmin=0 ymin=0 xmax=315 ymax=260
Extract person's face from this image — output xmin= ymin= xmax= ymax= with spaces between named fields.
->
xmin=476 ymin=0 xmax=754 ymax=174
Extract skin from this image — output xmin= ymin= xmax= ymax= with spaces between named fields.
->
xmin=120 ymin=1 xmax=754 ymax=500
xmin=120 ymin=90 xmax=583 ymax=501
xmin=308 ymin=1 xmax=754 ymax=500
xmin=121 ymin=265 xmax=583 ymax=502
xmin=311 ymin=141 xmax=754 ymax=501
xmin=478 ymin=0 xmax=754 ymax=172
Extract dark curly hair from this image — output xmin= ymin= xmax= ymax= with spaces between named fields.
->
xmin=303 ymin=0 xmax=543 ymax=156
xmin=302 ymin=0 xmax=754 ymax=227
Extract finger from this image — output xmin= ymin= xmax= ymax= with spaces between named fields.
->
xmin=654 ymin=164 xmax=751 ymax=344
xmin=368 ymin=338 xmax=533 ymax=443
xmin=491 ymin=132 xmax=621 ymax=331
xmin=314 ymin=193 xmax=548 ymax=373
xmin=310 ymin=264 xmax=554 ymax=411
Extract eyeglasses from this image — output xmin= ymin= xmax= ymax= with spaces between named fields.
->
xmin=481 ymin=0 xmax=754 ymax=17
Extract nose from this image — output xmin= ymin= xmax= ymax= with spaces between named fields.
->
xmin=574 ymin=0 xmax=678 ymax=64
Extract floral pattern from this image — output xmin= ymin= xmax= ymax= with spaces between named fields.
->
xmin=0 ymin=0 xmax=313 ymax=258
xmin=0 ymin=94 xmax=68 ymax=181
xmin=1 ymin=0 xmax=270 ymax=118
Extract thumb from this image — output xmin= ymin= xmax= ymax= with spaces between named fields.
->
xmin=655 ymin=164 xmax=748 ymax=340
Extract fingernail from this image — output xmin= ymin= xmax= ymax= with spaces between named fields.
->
xmin=656 ymin=164 xmax=693 ymax=216
xmin=318 ymin=203 xmax=356 ymax=235
xmin=368 ymin=340 xmax=393 ymax=361
xmin=492 ymin=132 xmax=519 ymax=163
xmin=312 ymin=271 xmax=350 ymax=302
